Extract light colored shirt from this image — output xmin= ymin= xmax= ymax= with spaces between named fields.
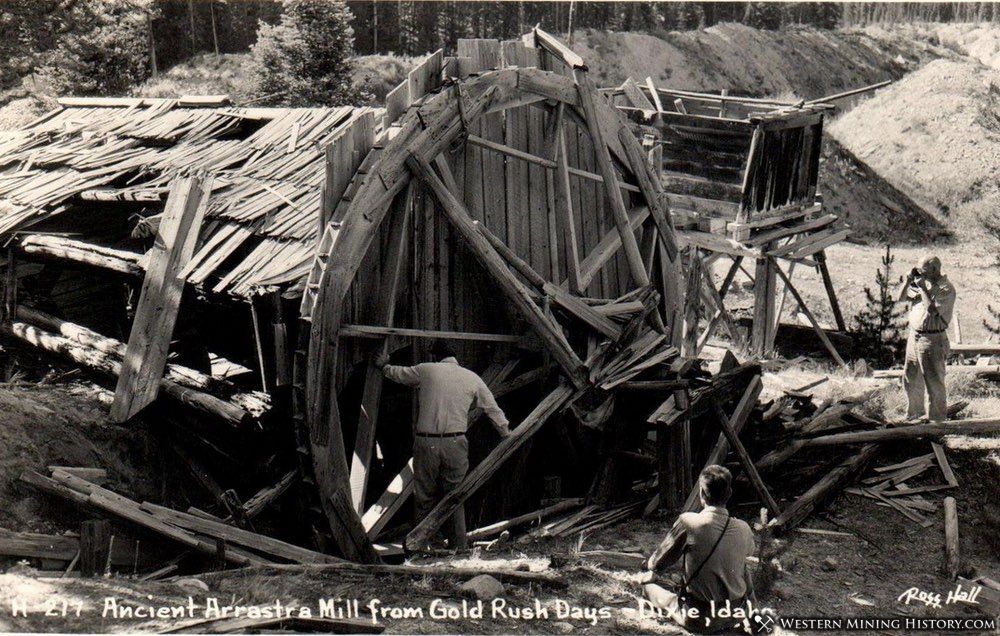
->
xmin=647 ymin=506 xmax=756 ymax=604
xmin=908 ymin=274 xmax=956 ymax=333
xmin=382 ymin=357 xmax=508 ymax=435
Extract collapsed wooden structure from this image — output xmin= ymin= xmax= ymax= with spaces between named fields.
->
xmin=607 ymin=77 xmax=849 ymax=362
xmin=0 ymin=29 xmax=916 ymax=572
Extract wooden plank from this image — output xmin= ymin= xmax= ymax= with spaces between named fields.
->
xmin=467 ymin=498 xmax=583 ymax=541
xmin=406 ymin=384 xmax=574 ymax=550
xmin=713 ymin=403 xmax=781 ymax=515
xmin=406 ymin=152 xmax=586 ymax=386
xmin=349 ymin=187 xmax=413 ymax=513
xmin=771 ymin=257 xmax=847 ymax=368
xmin=110 ymin=175 xmax=210 ymax=423
xmin=361 ymin=460 xmax=413 ymax=538
xmin=140 ymin=502 xmax=342 ymax=564
xmin=552 ymin=107 xmax=582 ymax=293
xmin=575 ymin=72 xmax=650 ymax=288
xmin=771 ymin=444 xmax=879 ymax=533
xmin=932 ymin=442 xmax=959 ymax=487
xmin=620 ymin=78 xmax=655 ymax=111
xmin=407 ymin=49 xmax=443 ymax=103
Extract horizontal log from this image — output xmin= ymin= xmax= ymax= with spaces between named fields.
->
xmin=661 ymin=174 xmax=743 ymax=203
xmin=0 ymin=321 xmax=250 ymax=427
xmin=874 ymin=365 xmax=1000 ymax=378
xmin=19 ymin=235 xmax=144 ymax=276
xmin=770 ymin=444 xmax=879 ymax=533
xmin=950 ymin=343 xmax=1000 ymax=356
xmin=339 ymin=324 xmax=527 ymax=344
xmin=802 ymin=418 xmax=1000 ymax=447
xmin=468 ymin=498 xmax=584 ymax=541
xmin=0 ymin=529 xmax=163 ymax=567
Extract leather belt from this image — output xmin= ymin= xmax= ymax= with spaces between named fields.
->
xmin=416 ymin=432 xmax=465 ymax=438
xmin=916 ymin=329 xmax=946 ymax=335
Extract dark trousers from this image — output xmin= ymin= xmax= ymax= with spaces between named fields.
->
xmin=413 ymin=435 xmax=469 ymax=549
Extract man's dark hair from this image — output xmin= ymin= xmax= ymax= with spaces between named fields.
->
xmin=699 ymin=464 xmax=733 ymax=506
xmin=430 ymin=340 xmax=457 ymax=360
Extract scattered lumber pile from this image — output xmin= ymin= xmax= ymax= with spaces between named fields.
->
xmin=17 ymin=467 xmax=350 ymax=575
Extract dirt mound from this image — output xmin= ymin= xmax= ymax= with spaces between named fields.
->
xmin=0 ymin=383 xmax=160 ymax=533
xmin=573 ymin=23 xmax=956 ymax=99
xmin=829 ymin=58 xmax=1000 ymax=242
xmin=819 ymin=136 xmax=948 ymax=244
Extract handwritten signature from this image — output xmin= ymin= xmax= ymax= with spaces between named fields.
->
xmin=897 ymin=584 xmax=982 ymax=609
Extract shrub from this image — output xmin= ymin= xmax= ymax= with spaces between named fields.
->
xmin=851 ymin=244 xmax=907 ymax=368
xmin=245 ymin=0 xmax=367 ymax=106
xmin=32 ymin=0 xmax=151 ymax=96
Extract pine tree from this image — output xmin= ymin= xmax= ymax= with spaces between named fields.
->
xmin=31 ymin=0 xmax=152 ymax=95
xmin=246 ymin=0 xmax=365 ymax=107
xmin=852 ymin=245 xmax=907 ymax=368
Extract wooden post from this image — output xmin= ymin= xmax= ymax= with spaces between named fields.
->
xmin=2 ymin=247 xmax=15 ymax=323
xmin=712 ymin=403 xmax=781 ymax=516
xmin=111 ymin=175 xmax=210 ymax=423
xmin=751 ymin=253 xmax=776 ymax=356
xmin=271 ymin=293 xmax=290 ymax=387
xmin=771 ymin=257 xmax=848 ymax=369
xmin=815 ymin=250 xmax=846 ymax=332
xmin=944 ymin=496 xmax=960 ymax=579
xmin=682 ymin=249 xmax=703 ymax=356
xmin=80 ymin=520 xmax=112 ymax=577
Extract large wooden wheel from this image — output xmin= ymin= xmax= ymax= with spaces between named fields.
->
xmin=299 ymin=37 xmax=683 ymax=560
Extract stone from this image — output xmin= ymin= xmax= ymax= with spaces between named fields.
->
xmin=175 ymin=577 xmax=209 ymax=594
xmin=772 ymin=583 xmax=794 ymax=600
xmin=459 ymin=574 xmax=505 ymax=600
xmin=821 ymin=556 xmax=838 ymax=571
xmin=553 ymin=621 xmax=574 ymax=633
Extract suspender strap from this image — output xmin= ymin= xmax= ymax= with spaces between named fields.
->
xmin=681 ymin=513 xmax=731 ymax=598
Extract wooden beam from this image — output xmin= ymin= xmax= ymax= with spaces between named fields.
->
xmin=574 ymin=73 xmax=650 ymax=289
xmin=361 ymin=460 xmax=413 ymax=539
xmin=815 ymin=250 xmax=846 ymax=332
xmin=406 ymin=152 xmax=586 ymax=387
xmin=767 ymin=260 xmax=796 ymax=352
xmin=771 ymin=256 xmax=847 ymax=369
xmin=339 ymin=325 xmax=526 ymax=344
xmin=554 ymin=110 xmax=583 ymax=294
xmin=944 ymin=496 xmax=960 ymax=579
xmin=466 ymin=134 xmax=641 ymax=193
xmin=770 ymin=444 xmax=879 ymax=534
xmin=110 ymin=175 xmax=210 ymax=423
xmin=405 ymin=384 xmax=574 ymax=551
xmin=349 ymin=186 xmax=413 ymax=514
xmin=712 ymin=403 xmax=781 ymax=516
xmin=574 ymin=206 xmax=650 ymax=290
xmin=802 ymin=418 xmax=1000 ymax=447
xmin=0 ymin=321 xmax=249 ymax=426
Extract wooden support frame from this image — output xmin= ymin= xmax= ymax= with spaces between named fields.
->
xmin=712 ymin=402 xmax=781 ymax=516
xmin=407 ymin=152 xmax=587 ymax=387
xmin=770 ymin=256 xmax=847 ymax=369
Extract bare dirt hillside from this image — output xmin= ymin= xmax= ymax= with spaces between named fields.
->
xmin=829 ymin=58 xmax=1000 ymax=242
xmin=572 ymin=23 xmax=956 ymax=99
xmin=818 ymin=137 xmax=948 ymax=245
xmin=0 ymin=383 xmax=162 ymax=534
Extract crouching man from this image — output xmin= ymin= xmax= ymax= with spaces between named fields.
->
xmin=642 ymin=465 xmax=757 ymax=634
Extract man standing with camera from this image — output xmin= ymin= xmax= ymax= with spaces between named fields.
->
xmin=901 ymin=255 xmax=956 ymax=422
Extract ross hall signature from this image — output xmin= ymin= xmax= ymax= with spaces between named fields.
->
xmin=897 ymin=584 xmax=983 ymax=609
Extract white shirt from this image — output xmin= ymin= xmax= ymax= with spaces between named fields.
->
xmin=908 ymin=275 xmax=956 ymax=333
xmin=383 ymin=357 xmax=509 ymax=435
